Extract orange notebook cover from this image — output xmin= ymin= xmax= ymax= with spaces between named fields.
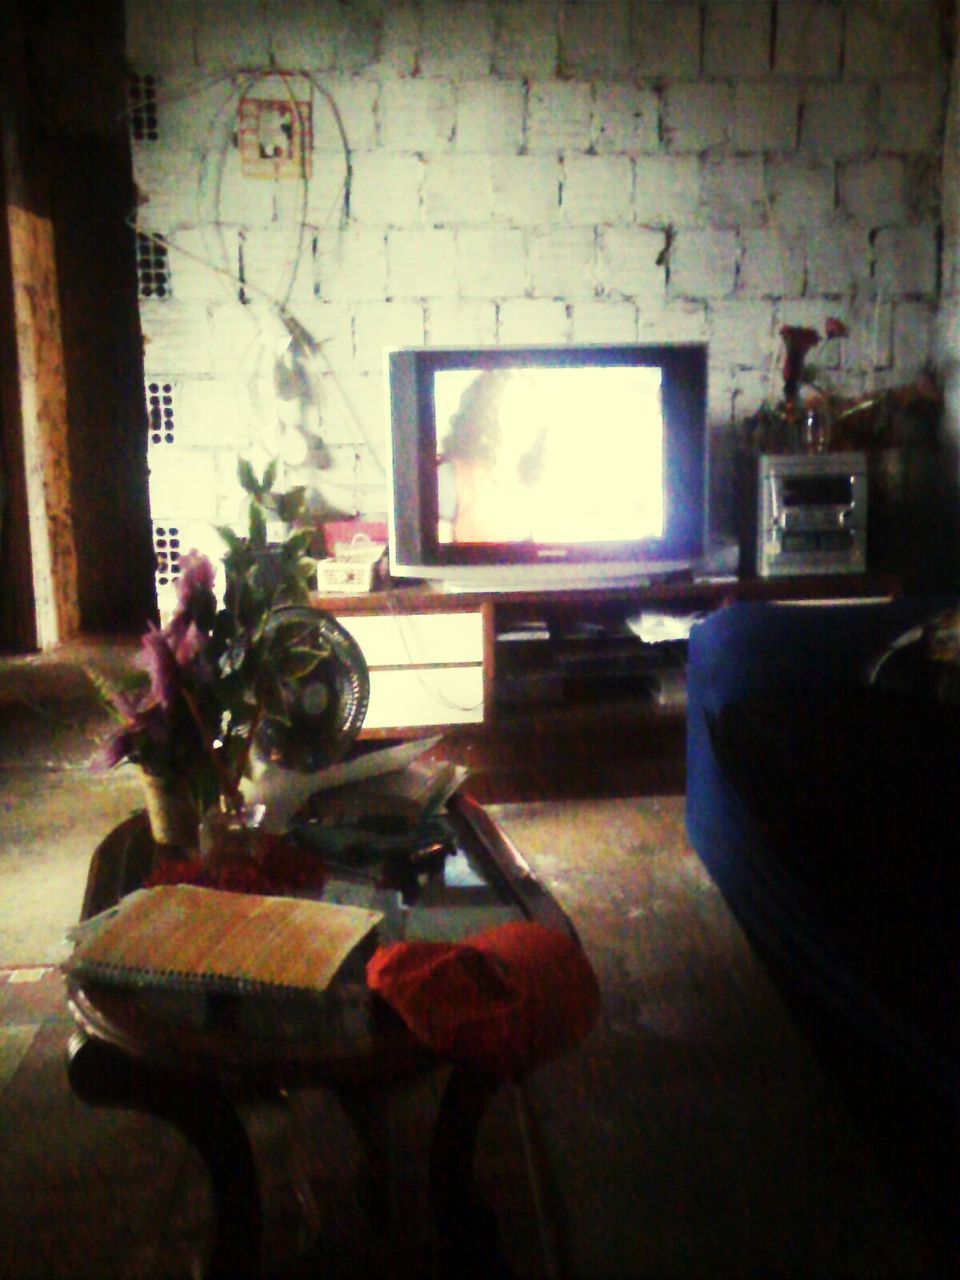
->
xmin=64 ymin=884 xmax=383 ymax=996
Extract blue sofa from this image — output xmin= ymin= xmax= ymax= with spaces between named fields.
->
xmin=685 ymin=599 xmax=959 ymax=1241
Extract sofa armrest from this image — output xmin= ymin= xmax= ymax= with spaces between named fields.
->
xmin=684 ymin=597 xmax=946 ymax=923
xmin=684 ymin=597 xmax=960 ymax=1106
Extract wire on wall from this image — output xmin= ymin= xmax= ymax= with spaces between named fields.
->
xmin=126 ymin=62 xmax=385 ymax=534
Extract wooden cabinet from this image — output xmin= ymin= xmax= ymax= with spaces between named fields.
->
xmin=312 ymin=572 xmax=900 ymax=751
xmin=333 ymin=607 xmax=486 ymax=733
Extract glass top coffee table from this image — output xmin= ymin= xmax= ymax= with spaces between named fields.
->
xmin=65 ymin=792 xmax=580 ymax=1279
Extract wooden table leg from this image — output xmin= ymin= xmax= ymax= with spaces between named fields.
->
xmin=67 ymin=1031 xmax=263 ymax=1280
xmin=430 ymin=1065 xmax=511 ymax=1278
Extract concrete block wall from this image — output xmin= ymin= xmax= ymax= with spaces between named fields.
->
xmin=124 ymin=0 xmax=952 ymax=605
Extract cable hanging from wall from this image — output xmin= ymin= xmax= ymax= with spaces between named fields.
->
xmin=125 ymin=63 xmax=383 ymax=519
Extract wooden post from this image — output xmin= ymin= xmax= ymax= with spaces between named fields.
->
xmin=0 ymin=2 xmax=80 ymax=650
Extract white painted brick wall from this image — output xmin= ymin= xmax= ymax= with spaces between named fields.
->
xmin=774 ymin=2 xmax=843 ymax=78
xmin=304 ymin=164 xmax=353 ymax=232
xmin=493 ymin=3 xmax=559 ymax=79
xmin=561 ymin=156 xmax=633 ymax=226
xmin=457 ymin=229 xmax=528 ymax=297
xmin=875 ymin=227 xmax=940 ymax=298
xmin=669 ymin=230 xmax=739 ymax=300
xmin=386 ymin=228 xmax=459 ymax=298
xmin=709 ymin=300 xmax=776 ymax=372
xmin=353 ymin=302 xmax=426 ymax=374
xmin=703 ymin=2 xmax=772 ymax=79
xmin=497 ymin=299 xmax=570 ymax=345
xmin=631 ymin=2 xmax=701 ymax=78
xmin=845 ymin=2 xmax=941 ymax=80
xmin=455 ymin=81 xmax=526 ymax=153
xmin=806 ymin=226 xmax=875 ymax=297
xmin=315 ymin=375 xmax=386 ymax=461
xmin=732 ymin=85 xmax=799 ymax=152
xmin=350 ymin=152 xmax=424 ymax=227
xmin=838 ymin=298 xmax=895 ymax=377
xmin=124 ymin=0 xmax=954 ymax=554
xmin=133 ymin=150 xmax=208 ymax=232
xmin=637 ymin=300 xmax=708 ymax=345
xmin=193 ymin=3 xmax=270 ymax=71
xmin=125 ymin=2 xmax=195 ymax=69
xmin=490 ymin=156 xmax=561 ymax=226
xmin=206 ymin=304 xmax=270 ymax=379
xmin=140 ymin=303 xmax=211 ymax=376
xmin=379 ymin=79 xmax=456 ymax=152
xmin=560 ymin=2 xmax=632 ymax=80
xmin=662 ymin=84 xmax=733 ymax=153
xmin=312 ymin=79 xmax=378 ymax=153
xmin=176 ymin=381 xmax=257 ymax=450
xmin=420 ymin=1 xmax=495 ymax=79
xmin=528 ymin=228 xmax=599 ymax=298
xmin=150 ymin=446 xmax=221 ymax=522
xmin=720 ymin=366 xmax=780 ymax=426
xmin=303 ymin=303 xmax=355 ymax=377
xmin=425 ymin=300 xmax=499 ymax=346
xmin=593 ymin=85 xmax=660 ymax=155
xmin=800 ymin=85 xmax=878 ymax=156
xmin=633 ymin=156 xmax=702 ymax=227
xmin=148 ymin=74 xmax=239 ymax=167
xmin=738 ymin=228 xmax=806 ymax=299
xmin=766 ymin=158 xmax=837 ymax=228
xmin=568 ymin=299 xmax=638 ymax=343
xmin=876 ymin=81 xmax=945 ymax=153
xmin=840 ymin=157 xmax=911 ymax=225
xmin=315 ymin=229 xmax=387 ymax=303
xmin=700 ymin=158 xmax=767 ymax=229
xmin=379 ymin=3 xmax=420 ymax=77
xmin=266 ymin=2 xmax=377 ymax=74
xmin=240 ymin=228 xmax=317 ymax=306
xmin=526 ymin=82 xmax=594 ymax=154
xmin=422 ymin=156 xmax=497 ymax=225
xmin=597 ymin=226 xmax=667 ymax=299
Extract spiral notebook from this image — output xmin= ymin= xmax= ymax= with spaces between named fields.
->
xmin=64 ymin=884 xmax=383 ymax=997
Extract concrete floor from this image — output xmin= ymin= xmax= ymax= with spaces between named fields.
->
xmin=0 ymin=639 xmax=144 ymax=962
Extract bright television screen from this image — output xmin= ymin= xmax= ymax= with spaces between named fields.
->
xmin=434 ymin=365 xmax=666 ymax=547
xmin=386 ymin=343 xmax=708 ymax=592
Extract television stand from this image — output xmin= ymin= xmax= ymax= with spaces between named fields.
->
xmin=310 ymin=572 xmax=900 ymax=801
xmin=424 ymin=570 xmax=663 ymax=595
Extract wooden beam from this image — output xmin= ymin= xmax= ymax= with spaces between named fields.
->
xmin=0 ymin=2 xmax=80 ymax=650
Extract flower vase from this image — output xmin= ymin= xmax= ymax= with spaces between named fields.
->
xmin=139 ymin=770 xmax=199 ymax=848
xmin=199 ymin=798 xmax=268 ymax=875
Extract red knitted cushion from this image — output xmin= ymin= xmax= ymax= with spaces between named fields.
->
xmin=366 ymin=921 xmax=600 ymax=1080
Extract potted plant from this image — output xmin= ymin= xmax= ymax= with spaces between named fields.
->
xmin=91 ymin=458 xmax=365 ymax=856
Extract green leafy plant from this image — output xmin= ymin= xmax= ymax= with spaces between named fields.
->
xmin=92 ymin=459 xmax=329 ymax=816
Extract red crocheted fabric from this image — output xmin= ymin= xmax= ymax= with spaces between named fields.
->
xmin=143 ymin=834 xmax=328 ymax=897
xmin=366 ymin=921 xmax=600 ymax=1080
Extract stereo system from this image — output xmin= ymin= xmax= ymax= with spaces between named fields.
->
xmin=741 ymin=451 xmax=868 ymax=577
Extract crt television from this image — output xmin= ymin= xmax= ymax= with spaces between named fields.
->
xmin=386 ymin=343 xmax=709 ymax=592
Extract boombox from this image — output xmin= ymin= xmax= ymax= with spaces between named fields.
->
xmin=740 ymin=451 xmax=868 ymax=577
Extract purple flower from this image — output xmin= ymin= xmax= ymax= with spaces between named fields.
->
xmin=89 ymin=688 xmax=164 ymax=772
xmin=176 ymin=551 xmax=216 ymax=610
xmin=139 ymin=625 xmax=182 ymax=709
xmin=178 ymin=619 xmax=208 ymax=665
xmin=164 ymin=617 xmax=208 ymax=669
